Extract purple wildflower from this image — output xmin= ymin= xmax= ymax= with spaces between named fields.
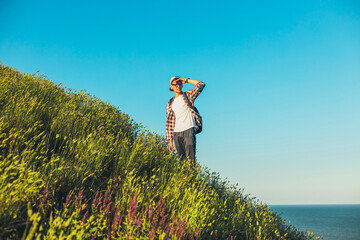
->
xmin=149 ymin=225 xmax=156 ymax=240
xmin=106 ymin=201 xmax=112 ymax=212
xmin=64 ymin=190 xmax=73 ymax=208
xmin=195 ymin=228 xmax=199 ymax=240
xmin=82 ymin=210 xmax=89 ymax=225
xmin=136 ymin=215 xmax=142 ymax=229
xmin=97 ymin=193 xmax=103 ymax=208
xmin=145 ymin=203 xmax=150 ymax=220
xmin=149 ymin=208 xmax=154 ymax=222
xmin=75 ymin=187 xmax=84 ymax=209
xmin=104 ymin=188 xmax=109 ymax=204
xmin=92 ymin=192 xmax=99 ymax=207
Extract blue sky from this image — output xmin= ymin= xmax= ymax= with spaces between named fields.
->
xmin=1 ymin=0 xmax=359 ymax=204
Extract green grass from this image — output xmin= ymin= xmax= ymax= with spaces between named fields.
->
xmin=0 ymin=63 xmax=322 ymax=239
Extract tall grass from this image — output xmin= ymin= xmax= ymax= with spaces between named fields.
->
xmin=0 ymin=63 xmax=322 ymax=239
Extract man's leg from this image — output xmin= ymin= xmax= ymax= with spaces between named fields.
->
xmin=174 ymin=131 xmax=186 ymax=162
xmin=184 ymin=127 xmax=196 ymax=165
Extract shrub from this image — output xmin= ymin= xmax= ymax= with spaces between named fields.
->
xmin=0 ymin=63 xmax=322 ymax=239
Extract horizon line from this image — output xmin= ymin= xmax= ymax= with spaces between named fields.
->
xmin=269 ymin=203 xmax=360 ymax=206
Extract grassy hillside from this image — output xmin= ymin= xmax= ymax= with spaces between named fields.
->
xmin=0 ymin=63 xmax=322 ymax=239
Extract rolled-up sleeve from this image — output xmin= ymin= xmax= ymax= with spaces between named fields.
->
xmin=166 ymin=102 xmax=175 ymax=141
xmin=187 ymin=81 xmax=205 ymax=103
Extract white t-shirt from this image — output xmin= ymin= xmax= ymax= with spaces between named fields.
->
xmin=171 ymin=95 xmax=196 ymax=132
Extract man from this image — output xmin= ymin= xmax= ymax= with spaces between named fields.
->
xmin=166 ymin=76 xmax=206 ymax=164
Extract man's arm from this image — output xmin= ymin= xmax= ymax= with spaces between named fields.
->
xmin=179 ymin=78 xmax=200 ymax=86
xmin=180 ymin=77 xmax=206 ymax=102
xmin=168 ymin=138 xmax=174 ymax=152
xmin=166 ymin=102 xmax=175 ymax=152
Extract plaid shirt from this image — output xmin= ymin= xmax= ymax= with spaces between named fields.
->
xmin=166 ymin=81 xmax=206 ymax=141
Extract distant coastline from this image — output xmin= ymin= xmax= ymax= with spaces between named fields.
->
xmin=270 ymin=204 xmax=360 ymax=240
xmin=270 ymin=203 xmax=360 ymax=206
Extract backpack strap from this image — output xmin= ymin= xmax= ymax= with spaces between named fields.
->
xmin=183 ymin=92 xmax=193 ymax=108
xmin=183 ymin=92 xmax=202 ymax=134
xmin=167 ymin=96 xmax=174 ymax=107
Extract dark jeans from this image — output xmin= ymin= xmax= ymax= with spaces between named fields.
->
xmin=174 ymin=127 xmax=196 ymax=164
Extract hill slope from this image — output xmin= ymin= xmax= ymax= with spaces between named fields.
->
xmin=0 ymin=64 xmax=321 ymax=239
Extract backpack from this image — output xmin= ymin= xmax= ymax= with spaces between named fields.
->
xmin=183 ymin=92 xmax=202 ymax=134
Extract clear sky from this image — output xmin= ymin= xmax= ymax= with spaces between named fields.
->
xmin=1 ymin=0 xmax=359 ymax=205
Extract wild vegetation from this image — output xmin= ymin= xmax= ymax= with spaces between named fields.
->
xmin=0 ymin=63 xmax=322 ymax=239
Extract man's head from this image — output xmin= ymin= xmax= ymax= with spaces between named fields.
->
xmin=169 ymin=76 xmax=183 ymax=93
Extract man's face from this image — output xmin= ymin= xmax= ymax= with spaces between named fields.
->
xmin=171 ymin=80 xmax=183 ymax=93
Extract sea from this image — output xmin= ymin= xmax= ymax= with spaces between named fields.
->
xmin=269 ymin=204 xmax=360 ymax=240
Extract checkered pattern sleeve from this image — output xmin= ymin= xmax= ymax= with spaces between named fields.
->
xmin=166 ymin=100 xmax=175 ymax=141
xmin=186 ymin=81 xmax=206 ymax=104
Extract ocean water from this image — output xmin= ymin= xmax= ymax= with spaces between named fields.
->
xmin=270 ymin=204 xmax=360 ymax=240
